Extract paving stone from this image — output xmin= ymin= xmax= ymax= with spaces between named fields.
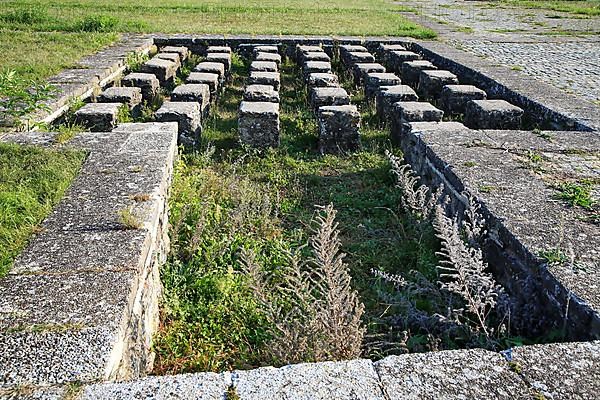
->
xmin=155 ymin=102 xmax=201 ymax=146
xmin=376 ymin=85 xmax=419 ymax=119
xmin=234 ymin=359 xmax=386 ymax=400
xmin=307 ymin=72 xmax=339 ymax=88
xmin=194 ymin=62 xmax=225 ymax=79
xmin=250 ymin=61 xmax=278 ymax=72
xmin=206 ymin=45 xmax=231 ymax=54
xmin=439 ymin=84 xmax=487 ymax=115
xmin=248 ymin=71 xmax=281 ymax=91
xmin=81 ymin=372 xmax=231 ymax=400
xmin=186 ymin=72 xmax=219 ymax=95
xmin=417 ymin=69 xmax=459 ymax=100
xmin=255 ymin=52 xmax=282 ymax=66
xmin=344 ymin=51 xmax=376 ymax=66
xmin=353 ymin=63 xmax=386 ymax=85
xmin=300 ymin=51 xmax=331 ymax=63
xmin=121 ymin=72 xmax=160 ymax=101
xmin=243 ymin=84 xmax=280 ymax=103
xmin=401 ymin=60 xmax=437 ymax=86
xmin=375 ymin=349 xmax=528 ymax=399
xmin=464 ymin=99 xmax=523 ymax=129
xmin=254 ymin=45 xmax=279 ymax=54
xmin=97 ymin=87 xmax=142 ymax=110
xmin=317 ymin=105 xmax=361 ymax=154
xmin=364 ymin=72 xmax=401 ymax=99
xmin=141 ymin=58 xmax=178 ymax=84
xmin=310 ymin=87 xmax=350 ymax=110
xmin=206 ymin=53 xmax=231 ymax=71
xmin=154 ymin=52 xmax=181 ymax=69
xmin=386 ymin=50 xmax=421 ymax=73
xmin=303 ymin=61 xmax=332 ymax=76
xmin=160 ymin=45 xmax=189 ymax=61
xmin=171 ymin=84 xmax=211 ymax=116
xmin=238 ymin=101 xmax=280 ymax=148
xmin=75 ymin=103 xmax=121 ymax=132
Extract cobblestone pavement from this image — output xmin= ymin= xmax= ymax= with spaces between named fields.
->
xmin=400 ymin=0 xmax=600 ymax=104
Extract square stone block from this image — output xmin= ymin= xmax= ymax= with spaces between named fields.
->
xmin=141 ymin=58 xmax=177 ymax=84
xmin=155 ymin=53 xmax=181 ymax=68
xmin=307 ymin=73 xmax=339 ymax=88
xmin=121 ymin=73 xmax=160 ymax=101
xmin=339 ymin=44 xmax=368 ymax=55
xmin=296 ymin=45 xmax=324 ymax=60
xmin=186 ymin=72 xmax=219 ymax=95
xmin=378 ymin=43 xmax=406 ymax=57
xmin=250 ymin=61 xmax=278 ymax=72
xmin=255 ymin=52 xmax=282 ymax=66
xmin=248 ymin=71 xmax=280 ymax=91
xmin=244 ymin=84 xmax=280 ymax=103
xmin=464 ymin=99 xmax=523 ymax=129
xmin=155 ymin=102 xmax=201 ymax=146
xmin=391 ymin=101 xmax=444 ymax=140
xmin=75 ymin=103 xmax=121 ymax=132
xmin=254 ymin=45 xmax=279 ymax=54
xmin=207 ymin=46 xmax=232 ymax=54
xmin=364 ymin=72 xmax=401 ymax=99
xmin=310 ymin=87 xmax=350 ymax=110
xmin=317 ymin=105 xmax=361 ymax=154
xmin=171 ymin=84 xmax=210 ymax=116
xmin=387 ymin=51 xmax=421 ymax=73
xmin=206 ymin=53 xmax=231 ymax=71
xmin=238 ymin=101 xmax=280 ymax=148
xmin=300 ymin=51 xmax=331 ymax=63
xmin=440 ymin=85 xmax=487 ymax=115
xmin=417 ymin=70 xmax=459 ymax=100
xmin=194 ymin=62 xmax=225 ymax=79
xmin=344 ymin=51 xmax=375 ymax=66
xmin=353 ymin=63 xmax=386 ymax=85
xmin=401 ymin=60 xmax=437 ymax=86
xmin=376 ymin=85 xmax=419 ymax=120
xmin=97 ymin=87 xmax=142 ymax=109
xmin=160 ymin=46 xmax=189 ymax=61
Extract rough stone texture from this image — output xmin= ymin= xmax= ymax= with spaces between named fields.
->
xmin=375 ymin=349 xmax=528 ymax=399
xmin=255 ymin=52 xmax=282 ymax=66
xmin=464 ymin=99 xmax=523 ymax=129
xmin=234 ymin=359 xmax=386 ymax=400
xmin=75 ymin=103 xmax=121 ymax=132
xmin=394 ymin=101 xmax=444 ymax=122
xmin=159 ymin=45 xmax=189 ymax=61
xmin=343 ymin=51 xmax=376 ymax=66
xmin=194 ymin=62 xmax=225 ymax=79
xmin=80 ymin=372 xmax=231 ymax=400
xmin=317 ymin=105 xmax=361 ymax=154
xmin=352 ymin=63 xmax=386 ymax=85
xmin=155 ymin=52 xmax=181 ymax=68
xmin=186 ymin=72 xmax=219 ymax=95
xmin=155 ymin=102 xmax=201 ymax=146
xmin=378 ymin=43 xmax=406 ymax=58
xmin=121 ymin=72 xmax=160 ymax=101
xmin=171 ymin=84 xmax=211 ymax=116
xmin=206 ymin=53 xmax=231 ymax=71
xmin=250 ymin=61 xmax=278 ymax=73
xmin=97 ymin=87 xmax=142 ymax=110
xmin=339 ymin=44 xmax=368 ymax=62
xmin=417 ymin=69 xmax=459 ymax=100
xmin=141 ymin=58 xmax=178 ymax=84
xmin=401 ymin=60 xmax=437 ymax=86
xmin=364 ymin=72 xmax=401 ymax=99
xmin=386 ymin=50 xmax=422 ymax=74
xmin=243 ymin=85 xmax=279 ymax=103
xmin=439 ymin=84 xmax=487 ymax=115
xmin=206 ymin=45 xmax=231 ymax=54
xmin=376 ymin=85 xmax=418 ymax=120
xmin=307 ymin=73 xmax=339 ymax=88
xmin=296 ymin=44 xmax=324 ymax=60
xmin=238 ymin=101 xmax=280 ymax=148
xmin=303 ymin=61 xmax=332 ymax=76
xmin=310 ymin=87 xmax=350 ymax=110
xmin=300 ymin=51 xmax=330 ymax=63
xmin=0 ymin=123 xmax=178 ymax=387
xmin=254 ymin=45 xmax=279 ymax=55
xmin=248 ymin=71 xmax=280 ymax=91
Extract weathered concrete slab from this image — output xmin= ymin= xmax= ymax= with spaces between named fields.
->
xmin=234 ymin=359 xmax=386 ymax=400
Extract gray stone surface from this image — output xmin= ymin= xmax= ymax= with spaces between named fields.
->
xmin=317 ymin=105 xmax=361 ymax=154
xmin=97 ymin=87 xmax=142 ymax=109
xmin=0 ymin=385 xmax=66 ymax=399
xmin=141 ymin=58 xmax=178 ymax=83
xmin=387 ymin=50 xmax=421 ymax=73
xmin=171 ymin=84 xmax=211 ymax=115
xmin=307 ymin=73 xmax=339 ymax=88
xmin=186 ymin=72 xmax=219 ymax=95
xmin=75 ymin=103 xmax=121 ymax=132
xmin=375 ymin=349 xmax=528 ymax=399
xmin=353 ymin=63 xmax=386 ymax=85
xmin=297 ymin=44 xmax=324 ymax=60
xmin=364 ymin=72 xmax=401 ymax=99
xmin=310 ymin=87 xmax=350 ymax=110
xmin=378 ymin=43 xmax=406 ymax=56
xmin=303 ymin=61 xmax=332 ymax=75
xmin=300 ymin=51 xmax=330 ymax=63
xmin=155 ymin=52 xmax=181 ymax=68
xmin=206 ymin=45 xmax=231 ymax=54
xmin=417 ymin=69 xmax=459 ymax=100
xmin=81 ymin=372 xmax=231 ymax=400
xmin=122 ymin=72 xmax=160 ymax=101
xmin=376 ymin=85 xmax=419 ymax=119
xmin=206 ymin=53 xmax=231 ymax=71
xmin=394 ymin=101 xmax=444 ymax=122
xmin=339 ymin=44 xmax=368 ymax=55
xmin=250 ymin=61 xmax=278 ymax=72
xmin=194 ymin=62 xmax=225 ymax=78
xmin=344 ymin=51 xmax=376 ymax=66
xmin=254 ymin=45 xmax=279 ymax=54
xmin=160 ymin=45 xmax=189 ymax=61
xmin=243 ymin=84 xmax=279 ymax=103
xmin=238 ymin=101 xmax=280 ymax=148
xmin=464 ymin=99 xmax=523 ymax=129
xmin=155 ymin=102 xmax=201 ymax=146
xmin=401 ymin=60 xmax=437 ymax=86
xmin=255 ymin=52 xmax=282 ymax=66
xmin=248 ymin=71 xmax=280 ymax=91
xmin=439 ymin=84 xmax=487 ymax=115
xmin=234 ymin=359 xmax=386 ymax=400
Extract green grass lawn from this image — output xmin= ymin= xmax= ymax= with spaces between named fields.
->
xmin=503 ymin=0 xmax=600 ymax=16
xmin=0 ymin=143 xmax=85 ymax=276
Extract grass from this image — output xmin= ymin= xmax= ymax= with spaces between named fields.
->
xmin=503 ymin=0 xmax=600 ymax=16
xmin=0 ymin=143 xmax=85 ymax=276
